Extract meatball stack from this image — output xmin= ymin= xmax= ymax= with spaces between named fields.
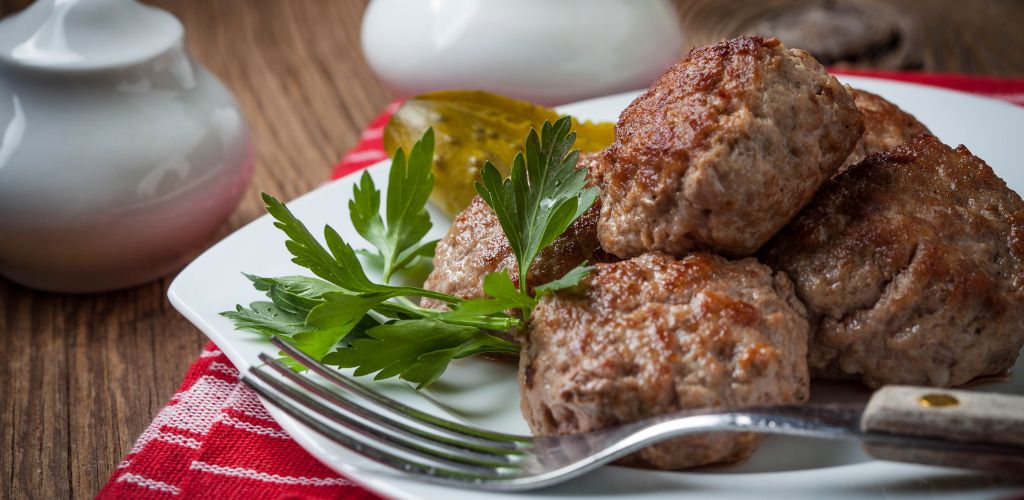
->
xmin=518 ymin=36 xmax=862 ymax=469
xmin=422 ymin=35 xmax=1024 ymax=470
xmin=762 ymin=135 xmax=1024 ymax=388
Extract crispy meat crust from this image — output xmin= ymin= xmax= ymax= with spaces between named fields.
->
xmin=520 ymin=252 xmax=810 ymax=469
xmin=840 ymin=88 xmax=930 ymax=173
xmin=596 ymin=36 xmax=863 ymax=258
xmin=762 ymin=135 xmax=1024 ymax=387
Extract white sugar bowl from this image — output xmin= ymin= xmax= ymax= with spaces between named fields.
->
xmin=0 ymin=0 xmax=252 ymax=293
xmin=362 ymin=0 xmax=684 ymax=105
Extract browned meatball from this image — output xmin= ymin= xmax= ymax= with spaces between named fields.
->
xmin=421 ymin=155 xmax=607 ymax=313
xmin=839 ymin=88 xmax=930 ymax=173
xmin=762 ymin=135 xmax=1024 ymax=388
xmin=596 ymin=36 xmax=863 ymax=259
xmin=520 ymin=252 xmax=810 ymax=470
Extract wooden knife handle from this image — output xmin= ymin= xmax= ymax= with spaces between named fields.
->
xmin=860 ymin=385 xmax=1024 ymax=474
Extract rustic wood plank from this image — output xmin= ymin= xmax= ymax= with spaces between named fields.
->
xmin=674 ymin=0 xmax=1024 ymax=76
xmin=0 ymin=1 xmax=389 ymax=498
xmin=0 ymin=0 xmax=1022 ymax=498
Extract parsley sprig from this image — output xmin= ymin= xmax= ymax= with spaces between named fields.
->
xmin=350 ymin=129 xmax=438 ymax=283
xmin=223 ymin=118 xmax=597 ymax=388
xmin=475 ymin=117 xmax=599 ymax=304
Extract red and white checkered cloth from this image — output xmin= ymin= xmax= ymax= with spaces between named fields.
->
xmin=98 ymin=71 xmax=1024 ymax=500
xmin=97 ymin=345 xmax=378 ymax=499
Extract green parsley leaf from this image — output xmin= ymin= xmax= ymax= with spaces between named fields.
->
xmin=282 ymin=291 xmax=400 ymax=364
xmin=391 ymin=238 xmax=438 ymax=274
xmin=474 ymin=117 xmax=599 ymax=296
xmin=349 ymin=129 xmax=435 ymax=283
xmin=221 ymin=302 xmax=312 ymax=338
xmin=262 ymin=192 xmax=382 ymax=293
xmin=289 ymin=326 xmax=353 ymax=364
xmin=353 ymin=248 xmax=384 ymax=268
xmin=262 ymin=193 xmax=454 ymax=303
xmin=267 ymin=286 xmax=319 ymax=315
xmin=244 ymin=274 xmax=347 ymax=316
xmin=246 ymin=274 xmax=345 ymax=298
xmin=533 ymin=263 xmax=594 ymax=296
xmin=348 ymin=172 xmax=385 ymax=256
xmin=481 ymin=271 xmax=535 ymax=307
xmin=306 ymin=292 xmax=395 ymax=335
xmin=324 ymin=318 xmax=520 ymax=388
xmin=440 ymin=272 xmax=534 ymax=321
xmin=356 ymin=239 xmax=437 ymax=276
xmin=286 ymin=314 xmax=380 ymax=369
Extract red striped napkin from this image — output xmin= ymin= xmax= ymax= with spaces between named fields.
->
xmin=98 ymin=71 xmax=1024 ymax=500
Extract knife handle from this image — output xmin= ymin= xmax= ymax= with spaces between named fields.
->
xmin=860 ymin=385 xmax=1024 ymax=473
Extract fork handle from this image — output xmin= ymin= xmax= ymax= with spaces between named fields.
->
xmin=861 ymin=385 xmax=1024 ymax=473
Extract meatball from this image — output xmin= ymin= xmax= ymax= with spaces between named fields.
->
xmin=520 ymin=252 xmax=810 ymax=470
xmin=839 ymin=88 xmax=930 ymax=173
xmin=421 ymin=154 xmax=606 ymax=312
xmin=762 ymin=135 xmax=1024 ymax=388
xmin=596 ymin=36 xmax=863 ymax=259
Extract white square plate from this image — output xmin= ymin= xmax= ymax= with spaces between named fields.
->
xmin=169 ymin=76 xmax=1024 ymax=499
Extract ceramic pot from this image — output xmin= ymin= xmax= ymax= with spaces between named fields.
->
xmin=0 ymin=0 xmax=252 ymax=293
xmin=361 ymin=0 xmax=684 ymax=105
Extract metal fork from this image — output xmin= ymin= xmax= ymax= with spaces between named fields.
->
xmin=242 ymin=337 xmax=1024 ymax=491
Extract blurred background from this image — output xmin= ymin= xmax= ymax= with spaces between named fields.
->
xmin=1 ymin=0 xmax=1022 ymax=498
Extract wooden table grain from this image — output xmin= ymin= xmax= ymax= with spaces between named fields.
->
xmin=1 ymin=1 xmax=1022 ymax=498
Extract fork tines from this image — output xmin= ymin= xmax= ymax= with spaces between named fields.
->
xmin=242 ymin=337 xmax=533 ymax=485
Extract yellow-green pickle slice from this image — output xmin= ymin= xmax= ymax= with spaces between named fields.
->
xmin=383 ymin=90 xmax=614 ymax=216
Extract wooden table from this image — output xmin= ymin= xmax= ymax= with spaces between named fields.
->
xmin=1 ymin=1 xmax=1022 ymax=498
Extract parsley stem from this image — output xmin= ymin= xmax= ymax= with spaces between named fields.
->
xmin=518 ymin=268 xmax=529 ymax=299
xmin=440 ymin=313 xmax=519 ymax=331
xmin=386 ymin=287 xmax=462 ymax=303
xmin=517 ymin=267 xmax=532 ymax=321
xmin=374 ymin=302 xmax=518 ymax=331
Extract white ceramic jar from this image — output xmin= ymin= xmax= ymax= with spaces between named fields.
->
xmin=361 ymin=0 xmax=684 ymax=106
xmin=0 ymin=0 xmax=252 ymax=292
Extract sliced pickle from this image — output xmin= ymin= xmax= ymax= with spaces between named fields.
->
xmin=383 ymin=90 xmax=614 ymax=216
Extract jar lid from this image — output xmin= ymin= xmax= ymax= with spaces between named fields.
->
xmin=0 ymin=0 xmax=182 ymax=70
